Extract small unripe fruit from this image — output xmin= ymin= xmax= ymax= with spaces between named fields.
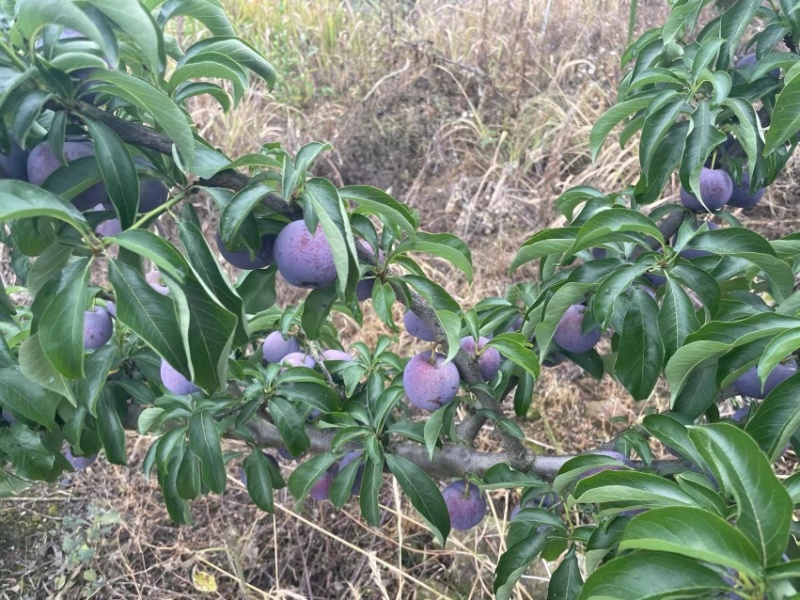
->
xmin=338 ymin=450 xmax=365 ymax=495
xmin=160 ymin=358 xmax=200 ymax=395
xmin=442 ymin=481 xmax=487 ymax=531
xmin=460 ymin=336 xmax=502 ymax=381
xmin=262 ymin=331 xmax=300 ymax=364
xmin=403 ymin=311 xmax=436 ymax=341
xmin=64 ymin=447 xmax=97 ymax=471
xmin=727 ymin=172 xmax=765 ymax=209
xmin=215 ymin=231 xmax=276 ymax=270
xmin=679 ymin=168 xmax=733 ymax=212
xmin=83 ymin=307 xmax=113 ymax=349
xmin=402 ymin=351 xmax=460 ymax=411
xmin=553 ymin=304 xmax=601 ymax=353
xmin=274 ymin=220 xmax=337 ymax=288
xmin=734 ymin=361 xmax=798 ymax=399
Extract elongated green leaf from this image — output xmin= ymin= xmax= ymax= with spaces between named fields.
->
xmin=590 ymin=93 xmax=658 ymax=161
xmin=73 ymin=345 xmax=116 ymax=416
xmin=86 ymin=0 xmax=164 ymax=73
xmin=176 ymin=447 xmax=201 ymax=499
xmin=188 ymin=410 xmax=226 ymax=494
xmin=494 ymin=531 xmax=549 ymax=600
xmin=658 ymin=277 xmax=700 ymax=360
xmin=180 ymin=37 xmax=277 ymax=90
xmin=572 ymin=209 xmax=664 ymax=253
xmin=287 ymin=452 xmax=339 ymax=500
xmin=0 ymin=181 xmax=88 ymax=232
xmin=746 ymin=374 xmax=800 ymax=461
xmin=680 ymin=101 xmax=726 ymax=205
xmin=19 ymin=334 xmax=75 ymax=403
xmin=616 ymin=288 xmax=663 ymax=400
xmin=88 ymin=70 xmax=195 ymax=169
xmin=97 ymin=389 xmax=126 ymax=465
xmin=111 ymin=229 xmax=189 ymax=282
xmin=385 ymin=454 xmax=450 ymax=545
xmin=0 ymin=367 xmax=59 ymax=429
xmin=218 ymin=183 xmax=272 ymax=251
xmin=244 ymin=449 xmax=275 ymax=512
xmin=269 ymin=396 xmax=310 ymax=457
xmin=487 ymin=334 xmax=540 ymax=380
xmin=340 ymin=185 xmax=418 ymax=237
xmin=573 ymin=471 xmax=704 ymax=510
xmin=399 ymin=232 xmax=473 ymax=283
xmin=359 ymin=457 xmax=383 ymax=526
xmin=547 ymin=546 xmax=583 ymax=600
xmin=689 ymin=424 xmax=792 ymax=564
xmin=159 ymin=0 xmax=235 ymax=37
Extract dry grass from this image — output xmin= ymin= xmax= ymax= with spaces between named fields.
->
xmin=6 ymin=0 xmax=800 ymax=598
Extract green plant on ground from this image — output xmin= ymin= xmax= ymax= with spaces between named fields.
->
xmin=1 ymin=0 xmax=800 ymax=598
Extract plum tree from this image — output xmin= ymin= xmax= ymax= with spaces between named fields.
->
xmin=273 ymin=220 xmax=336 ymax=288
xmin=553 ymin=304 xmax=601 ymax=353
xmin=459 ymin=336 xmax=502 ymax=381
xmin=3 ymin=2 xmax=800 ymax=599
xmin=402 ymin=351 xmax=460 ymax=410
xmin=679 ymin=167 xmax=733 ymax=211
xmin=83 ymin=306 xmax=113 ymax=349
xmin=733 ymin=361 xmax=798 ymax=399
xmin=160 ymin=359 xmax=200 ymax=395
xmin=261 ymin=331 xmax=300 ymax=363
xmin=215 ymin=230 xmax=276 ymax=270
xmin=441 ymin=480 xmax=487 ymax=531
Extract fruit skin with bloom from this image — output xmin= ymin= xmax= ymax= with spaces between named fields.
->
xmin=403 ymin=311 xmax=436 ymax=341
xmin=64 ymin=447 xmax=97 ymax=470
xmin=160 ymin=358 xmax=200 ymax=395
xmin=309 ymin=466 xmax=337 ymax=500
xmin=402 ymin=351 xmax=460 ymax=411
xmin=262 ymin=331 xmax=300 ymax=364
xmin=726 ymin=172 xmax=765 ymax=209
xmin=442 ymin=480 xmax=487 ymax=531
xmin=733 ymin=361 xmax=798 ymax=399
xmin=679 ymin=167 xmax=733 ymax=212
xmin=273 ymin=220 xmax=337 ymax=289
xmin=553 ymin=304 xmax=601 ymax=354
xmin=27 ymin=140 xmax=110 ymax=211
xmin=84 ymin=307 xmax=113 ymax=350
xmin=215 ymin=230 xmax=276 ymax=270
xmin=281 ymin=352 xmax=316 ymax=369
xmin=320 ymin=349 xmax=352 ymax=362
xmin=460 ymin=336 xmax=501 ymax=381
xmin=0 ymin=139 xmax=29 ymax=181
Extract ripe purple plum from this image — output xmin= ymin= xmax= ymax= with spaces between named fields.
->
xmin=309 ymin=466 xmax=337 ymax=500
xmin=736 ymin=53 xmax=780 ymax=78
xmin=1 ymin=409 xmax=16 ymax=424
xmin=542 ymin=352 xmax=566 ymax=367
xmin=64 ymin=447 xmax=97 ymax=470
xmin=679 ymin=168 xmax=733 ymax=212
xmin=262 ymin=332 xmax=301 ymax=364
xmin=281 ymin=352 xmax=316 ymax=368
xmin=320 ymin=349 xmax=352 ymax=362
xmin=215 ymin=230 xmax=276 ymax=270
xmin=274 ymin=220 xmax=337 ymax=288
xmin=338 ymin=450 xmax=365 ymax=495
xmin=145 ymin=270 xmax=170 ymax=295
xmin=402 ymin=351 xmax=460 ymax=411
xmin=95 ymin=217 xmax=122 ymax=237
xmin=553 ymin=304 xmax=601 ymax=353
xmin=403 ymin=311 xmax=436 ymax=342
xmin=27 ymin=140 xmax=109 ymax=211
xmin=442 ymin=480 xmax=487 ymax=531
xmin=160 ymin=358 xmax=201 ymax=395
xmin=83 ymin=307 xmax=113 ymax=349
xmin=460 ymin=336 xmax=502 ymax=381
xmin=727 ymin=172 xmax=765 ymax=209
xmin=507 ymin=316 xmax=524 ymax=333
xmin=734 ymin=361 xmax=798 ymax=399
xmin=105 ymin=301 xmax=116 ymax=318
xmin=356 ymin=240 xmax=385 ymax=301
xmin=135 ymin=159 xmax=169 ymax=212
xmin=0 ymin=139 xmax=29 ymax=181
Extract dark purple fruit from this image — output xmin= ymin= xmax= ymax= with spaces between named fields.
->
xmin=460 ymin=336 xmax=502 ymax=381
xmin=274 ymin=220 xmax=336 ymax=289
xmin=727 ymin=172 xmax=765 ymax=209
xmin=27 ymin=140 xmax=109 ymax=211
xmin=0 ymin=140 xmax=29 ymax=181
xmin=736 ymin=53 xmax=780 ymax=78
xmin=734 ymin=361 xmax=798 ymax=399
xmin=338 ymin=450 xmax=365 ymax=495
xmin=160 ymin=358 xmax=200 ymax=395
xmin=309 ymin=466 xmax=337 ymax=500
xmin=262 ymin=332 xmax=300 ymax=364
xmin=676 ymin=221 xmax=718 ymax=260
xmin=356 ymin=278 xmax=375 ymax=302
xmin=280 ymin=352 xmax=315 ymax=368
xmin=553 ymin=304 xmax=601 ymax=353
xmin=442 ymin=480 xmax=487 ymax=531
xmin=145 ymin=270 xmax=170 ymax=296
xmin=320 ymin=349 xmax=352 ymax=362
xmin=1 ymin=409 xmax=16 ymax=424
xmin=679 ymin=168 xmax=733 ymax=212
xmin=215 ymin=230 xmax=276 ymax=270
xmin=64 ymin=447 xmax=97 ymax=470
xmin=402 ymin=351 xmax=460 ymax=411
xmin=403 ymin=311 xmax=436 ymax=342
xmin=83 ymin=307 xmax=113 ymax=349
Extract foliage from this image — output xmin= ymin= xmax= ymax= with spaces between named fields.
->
xmin=0 ymin=0 xmax=799 ymax=597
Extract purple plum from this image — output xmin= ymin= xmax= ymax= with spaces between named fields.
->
xmin=442 ymin=480 xmax=487 ymax=531
xmin=510 ymin=492 xmax=559 ymax=519
xmin=507 ymin=316 xmax=524 ymax=333
xmin=274 ymin=220 xmax=337 ymax=289
xmin=736 ymin=53 xmax=780 ymax=78
xmin=679 ymin=168 xmax=733 ymax=212
xmin=320 ymin=349 xmax=352 ymax=362
xmin=734 ymin=361 xmax=798 ymax=399
xmin=27 ymin=140 xmax=110 ymax=211
xmin=281 ymin=352 xmax=316 ymax=368
xmin=402 ymin=351 xmax=460 ymax=411
xmin=0 ymin=139 xmax=29 ymax=181
xmin=727 ymin=172 xmax=765 ymax=209
xmin=542 ymin=353 xmax=566 ymax=367
xmin=1 ymin=409 xmax=16 ymax=424
xmin=105 ymin=301 xmax=116 ymax=318
xmin=356 ymin=240 xmax=385 ymax=301
xmin=580 ymin=450 xmax=632 ymax=479
xmin=403 ymin=311 xmax=436 ymax=342
xmin=135 ymin=159 xmax=169 ymax=212
xmin=215 ymin=230 xmax=276 ymax=270
xmin=338 ymin=450 xmax=365 ymax=495
xmin=460 ymin=336 xmax=502 ymax=381
xmin=731 ymin=405 xmax=751 ymax=423
xmin=83 ymin=307 xmax=113 ymax=349
xmin=64 ymin=447 xmax=97 ymax=471
xmin=262 ymin=331 xmax=300 ymax=364
xmin=309 ymin=466 xmax=337 ymax=500
xmin=553 ymin=304 xmax=601 ymax=353
xmin=145 ymin=270 xmax=170 ymax=295
xmin=160 ymin=358 xmax=201 ymax=395
xmin=95 ymin=217 xmax=122 ymax=237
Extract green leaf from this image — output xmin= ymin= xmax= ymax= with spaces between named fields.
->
xmin=301 ymin=286 xmax=337 ymax=341
xmin=616 ymin=288 xmax=664 ymax=400
xmin=111 ymin=229 xmax=189 ymax=282
xmin=0 ymin=366 xmax=59 ymax=429
xmin=84 ymin=119 xmax=139 ymax=228
xmin=86 ymin=0 xmax=164 ymax=74
xmin=176 ymin=447 xmax=201 ymax=499
xmin=399 ymin=232 xmax=473 ymax=283
xmin=188 ymin=410 xmax=226 ymax=494
xmin=435 ymin=309 xmax=462 ymax=364
xmin=158 ymin=0 xmax=235 ymax=37
xmin=573 ymin=470 xmax=705 ymax=510
xmin=385 ymin=454 xmax=450 ymax=545
xmin=71 ymin=344 xmax=115 ymax=415
xmin=689 ymin=423 xmax=792 ymax=564
xmin=571 ymin=208 xmax=664 ymax=253
xmin=287 ymin=452 xmax=339 ymax=501
xmin=486 ymin=333 xmax=540 ymax=381
xmin=237 ymin=267 xmax=277 ymax=314
xmin=578 ymin=551 xmax=728 ymax=600
xmin=511 ymin=228 xmax=579 ymax=271
xmin=340 ymin=185 xmax=418 ymax=237
xmin=639 ymin=98 xmax=685 ymax=181
xmin=718 ymin=0 xmax=761 ymax=65
xmin=746 ymin=374 xmax=800 ymax=462
xmin=547 ymin=546 xmax=583 ymax=600
xmin=108 ymin=260 xmax=190 ymax=376
xmin=658 ymin=277 xmax=700 ymax=360
xmin=533 ymin=282 xmax=595 ymax=361
xmin=38 ymin=258 xmax=91 ymax=379
xmin=19 ymin=334 xmax=75 ymax=403
xmin=359 ymin=457 xmax=383 ymax=526
xmin=680 ymin=102 xmax=726 ymax=205
xmin=0 ymin=181 xmax=89 ymax=232
xmin=590 ymin=93 xmax=659 ymax=161
xmin=88 ymin=70 xmax=195 ymax=169
xmin=159 ymin=450 xmax=193 ymax=524
xmin=180 ymin=37 xmax=277 ymax=90
xmin=269 ymin=397 xmax=310 ymax=457
xmin=218 ymin=182 xmax=272 ymax=250
xmin=244 ymin=449 xmax=275 ymax=512
xmin=423 ymin=404 xmax=447 ymax=460
xmin=96 ymin=389 xmax=126 ymax=465
xmin=494 ymin=530 xmax=549 ymax=600
xmin=619 ymin=507 xmax=762 ymax=578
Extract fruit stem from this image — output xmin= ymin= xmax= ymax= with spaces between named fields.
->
xmin=710 ymin=151 xmax=717 ymax=170
xmin=428 ymin=347 xmax=437 ymax=365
